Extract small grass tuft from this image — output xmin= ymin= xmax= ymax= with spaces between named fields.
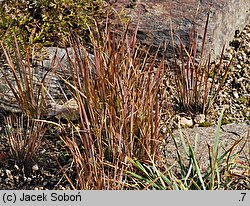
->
xmin=1 ymin=34 xmax=52 ymax=119
xmin=170 ymin=12 xmax=232 ymax=116
xmin=4 ymin=114 xmax=46 ymax=167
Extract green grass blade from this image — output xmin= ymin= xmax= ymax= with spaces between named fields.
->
xmin=210 ymin=109 xmax=224 ymax=189
xmin=167 ymin=126 xmax=187 ymax=179
xmin=178 ymin=122 xmax=189 ymax=158
xmin=188 ymin=142 xmax=206 ymax=190
xmin=213 ymin=109 xmax=224 ymax=159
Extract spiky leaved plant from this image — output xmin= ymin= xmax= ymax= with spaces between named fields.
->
xmin=1 ymin=34 xmax=53 ymax=119
xmin=170 ymin=12 xmax=232 ymax=116
xmin=127 ymin=109 xmax=249 ymax=190
xmin=4 ymin=114 xmax=46 ymax=168
xmin=54 ymin=19 xmax=169 ymax=189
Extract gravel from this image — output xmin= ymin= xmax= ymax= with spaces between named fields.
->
xmin=209 ymin=24 xmax=250 ymax=124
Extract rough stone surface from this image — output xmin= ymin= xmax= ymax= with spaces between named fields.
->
xmin=0 ymin=47 xmax=95 ymax=116
xmin=112 ymin=0 xmax=250 ymax=58
xmin=164 ymin=123 xmax=249 ymax=173
xmin=36 ymin=47 xmax=94 ymax=69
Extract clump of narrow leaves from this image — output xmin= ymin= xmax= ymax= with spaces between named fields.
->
xmin=1 ymin=35 xmax=51 ymax=119
xmin=54 ymin=20 xmax=169 ymax=189
xmin=127 ymin=110 xmax=249 ymax=190
xmin=170 ymin=12 xmax=232 ymax=115
xmin=4 ymin=114 xmax=46 ymax=166
xmin=1 ymin=7 xmax=246 ymax=190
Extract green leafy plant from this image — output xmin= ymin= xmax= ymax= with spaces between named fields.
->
xmin=0 ymin=0 xmax=108 ymax=47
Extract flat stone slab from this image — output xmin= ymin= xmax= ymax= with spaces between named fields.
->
xmin=164 ymin=123 xmax=249 ymax=173
xmin=113 ymin=0 xmax=250 ymax=57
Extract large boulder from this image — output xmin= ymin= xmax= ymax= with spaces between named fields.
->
xmin=112 ymin=0 xmax=250 ymax=58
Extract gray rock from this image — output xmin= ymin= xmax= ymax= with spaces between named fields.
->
xmin=112 ymin=0 xmax=250 ymax=58
xmin=37 ymin=47 xmax=95 ymax=69
xmin=165 ymin=123 xmax=249 ymax=173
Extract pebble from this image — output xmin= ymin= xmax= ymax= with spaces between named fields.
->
xmin=32 ymin=164 xmax=39 ymax=171
xmin=233 ymin=91 xmax=239 ymax=99
xmin=223 ymin=52 xmax=233 ymax=60
xmin=5 ymin=169 xmax=11 ymax=177
xmin=14 ymin=164 xmax=19 ymax=171
xmin=179 ymin=116 xmax=193 ymax=127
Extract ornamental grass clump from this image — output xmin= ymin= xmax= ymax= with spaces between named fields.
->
xmin=54 ymin=21 xmax=170 ymax=189
xmin=170 ymin=12 xmax=232 ymax=116
xmin=0 ymin=34 xmax=54 ymax=119
xmin=4 ymin=114 xmax=46 ymax=167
